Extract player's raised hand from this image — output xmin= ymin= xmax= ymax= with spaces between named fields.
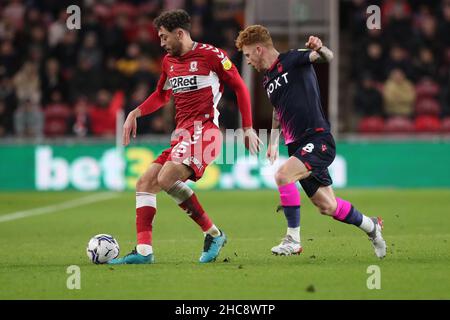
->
xmin=244 ymin=127 xmax=264 ymax=155
xmin=305 ymin=36 xmax=323 ymax=51
xmin=266 ymin=143 xmax=279 ymax=165
xmin=122 ymin=110 xmax=138 ymax=146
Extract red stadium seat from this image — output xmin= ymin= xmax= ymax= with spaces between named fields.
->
xmin=415 ymin=98 xmax=441 ymax=116
xmin=44 ymin=103 xmax=72 ymax=137
xmin=441 ymin=117 xmax=450 ymax=133
xmin=384 ymin=116 xmax=414 ymax=133
xmin=358 ymin=116 xmax=385 ymax=133
xmin=414 ymin=115 xmax=441 ymax=132
xmin=415 ymin=78 xmax=440 ymax=100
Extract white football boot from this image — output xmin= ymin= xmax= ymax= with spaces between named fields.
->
xmin=368 ymin=217 xmax=386 ymax=259
xmin=271 ymin=235 xmax=303 ymax=256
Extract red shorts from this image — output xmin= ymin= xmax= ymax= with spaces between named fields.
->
xmin=153 ymin=121 xmax=223 ymax=181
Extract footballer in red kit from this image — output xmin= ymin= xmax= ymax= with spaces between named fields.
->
xmin=109 ymin=9 xmax=262 ymax=265
xmin=147 ymin=41 xmax=253 ymax=180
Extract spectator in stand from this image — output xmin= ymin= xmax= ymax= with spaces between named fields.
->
xmin=79 ymin=9 xmax=102 ymax=40
xmin=440 ymin=0 xmax=450 ymax=47
xmin=163 ymin=0 xmax=187 ymax=11
xmin=382 ymin=0 xmax=413 ymax=49
xmin=416 ymin=13 xmax=441 ymax=54
xmin=43 ymin=90 xmax=71 ymax=137
xmin=385 ymin=45 xmax=413 ymax=80
xmin=0 ymin=100 xmax=14 ymax=137
xmin=189 ymin=14 xmax=205 ymax=41
xmin=90 ymin=89 xmax=124 ymax=137
xmin=127 ymin=14 xmax=160 ymax=45
xmin=98 ymin=15 xmax=127 ymax=58
xmin=383 ymin=68 xmax=416 ymax=117
xmin=357 ymin=42 xmax=386 ymax=82
xmin=13 ymin=61 xmax=41 ymax=103
xmin=382 ymin=0 xmax=412 ymax=23
xmin=14 ymin=97 xmax=44 ymax=138
xmin=78 ymin=32 xmax=103 ymax=71
xmin=90 ymin=89 xmax=115 ymax=137
xmin=413 ymin=47 xmax=438 ymax=80
xmin=126 ymin=83 xmax=171 ymax=135
xmin=23 ymin=25 xmax=48 ymax=65
xmin=354 ymin=75 xmax=384 ymax=116
xmin=48 ymin=9 xmax=69 ymax=48
xmin=2 ymin=0 xmax=26 ymax=32
xmin=66 ymin=96 xmax=93 ymax=137
xmin=130 ymin=55 xmax=158 ymax=91
xmin=69 ymin=58 xmax=102 ymax=101
xmin=440 ymin=76 xmax=450 ymax=116
xmin=345 ymin=0 xmax=449 ymax=132
xmin=412 ymin=4 xmax=433 ymax=30
xmin=0 ymin=76 xmax=17 ymax=113
xmin=40 ymin=57 xmax=67 ymax=105
xmin=187 ymin=0 xmax=213 ymax=26
xmin=0 ymin=1 xmax=253 ymax=138
xmin=221 ymin=25 xmax=243 ymax=67
xmin=135 ymin=17 xmax=163 ymax=59
xmin=102 ymin=56 xmax=126 ymax=93
xmin=347 ymin=0 xmax=371 ymax=41
xmin=218 ymin=98 xmax=239 ymax=131
xmin=0 ymin=40 xmax=20 ymax=77
xmin=116 ymin=42 xmax=141 ymax=78
xmin=51 ymin=30 xmax=79 ymax=78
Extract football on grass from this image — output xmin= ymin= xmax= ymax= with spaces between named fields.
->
xmin=86 ymin=234 xmax=120 ymax=264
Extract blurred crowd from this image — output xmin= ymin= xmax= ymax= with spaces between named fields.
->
xmin=0 ymin=0 xmax=244 ymax=139
xmin=345 ymin=0 xmax=450 ymax=133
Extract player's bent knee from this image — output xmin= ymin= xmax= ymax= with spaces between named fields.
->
xmin=274 ymin=169 xmax=291 ymax=186
xmin=136 ymin=175 xmax=159 ymax=193
xmin=312 ymin=199 xmax=335 ymax=216
xmin=157 ymin=172 xmax=177 ymax=192
xmin=318 ymin=206 xmax=334 ymax=216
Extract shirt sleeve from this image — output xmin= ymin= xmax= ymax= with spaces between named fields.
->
xmin=292 ymin=49 xmax=313 ymax=67
xmin=137 ymin=57 xmax=172 ymax=116
xmin=208 ymin=48 xmax=253 ymax=128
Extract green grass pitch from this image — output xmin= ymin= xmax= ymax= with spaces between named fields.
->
xmin=0 ymin=189 xmax=449 ymax=299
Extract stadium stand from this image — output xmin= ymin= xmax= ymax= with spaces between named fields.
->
xmin=0 ymin=0 xmax=244 ymax=138
xmin=343 ymin=0 xmax=449 ymax=134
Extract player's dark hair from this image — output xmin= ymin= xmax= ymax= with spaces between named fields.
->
xmin=154 ymin=9 xmax=191 ymax=32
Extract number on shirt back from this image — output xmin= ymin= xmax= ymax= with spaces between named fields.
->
xmin=302 ymin=143 xmax=314 ymax=153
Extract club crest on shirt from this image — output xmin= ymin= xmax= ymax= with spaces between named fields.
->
xmin=221 ymin=57 xmax=232 ymax=70
xmin=189 ymin=61 xmax=198 ymax=72
xmin=277 ymin=62 xmax=283 ymax=73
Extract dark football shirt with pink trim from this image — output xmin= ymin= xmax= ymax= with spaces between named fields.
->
xmin=262 ymin=49 xmax=330 ymax=145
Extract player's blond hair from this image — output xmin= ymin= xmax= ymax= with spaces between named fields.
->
xmin=235 ymin=25 xmax=273 ymax=51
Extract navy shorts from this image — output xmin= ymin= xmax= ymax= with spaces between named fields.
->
xmin=287 ymin=132 xmax=336 ymax=197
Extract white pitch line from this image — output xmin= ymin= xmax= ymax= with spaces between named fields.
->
xmin=0 ymin=192 xmax=120 ymax=223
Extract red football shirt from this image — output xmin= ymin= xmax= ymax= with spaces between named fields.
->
xmin=138 ymin=42 xmax=252 ymax=130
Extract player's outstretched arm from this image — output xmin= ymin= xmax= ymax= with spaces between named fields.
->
xmin=267 ymin=109 xmax=281 ymax=164
xmin=243 ymin=126 xmax=264 ymax=155
xmin=222 ymin=66 xmax=263 ymax=154
xmin=305 ymin=36 xmax=334 ymax=63
xmin=122 ymin=70 xmax=171 ymax=146
xmin=209 ymin=46 xmax=263 ymax=153
xmin=122 ymin=108 xmax=140 ymax=146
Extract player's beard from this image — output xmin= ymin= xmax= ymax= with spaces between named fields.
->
xmin=253 ymin=57 xmax=264 ymax=72
xmin=168 ymin=42 xmax=182 ymax=56
xmin=254 ymin=62 xmax=262 ymax=72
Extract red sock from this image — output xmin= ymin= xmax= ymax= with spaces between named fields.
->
xmin=136 ymin=193 xmax=157 ymax=245
xmin=179 ymin=193 xmax=213 ymax=232
xmin=136 ymin=206 xmax=156 ymax=244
